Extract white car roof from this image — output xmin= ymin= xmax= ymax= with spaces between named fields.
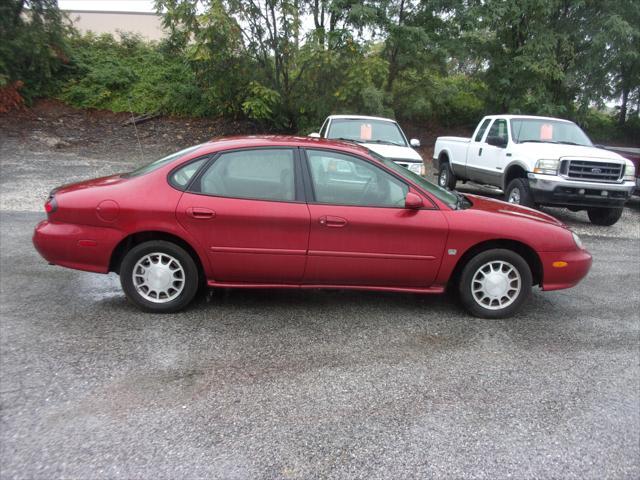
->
xmin=484 ymin=114 xmax=574 ymax=123
xmin=327 ymin=115 xmax=398 ymax=123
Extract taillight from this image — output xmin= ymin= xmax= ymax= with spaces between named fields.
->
xmin=45 ymin=196 xmax=57 ymax=214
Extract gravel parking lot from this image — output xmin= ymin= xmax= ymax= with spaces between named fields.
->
xmin=1 ymin=111 xmax=639 ymax=479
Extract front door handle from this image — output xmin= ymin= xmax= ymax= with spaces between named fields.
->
xmin=319 ymin=215 xmax=347 ymax=227
xmin=478 ymin=147 xmax=483 ymax=157
xmin=186 ymin=207 xmax=215 ymax=219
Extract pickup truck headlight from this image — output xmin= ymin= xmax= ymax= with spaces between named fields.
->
xmin=533 ymin=159 xmax=560 ymax=175
xmin=623 ymin=160 xmax=636 ymax=181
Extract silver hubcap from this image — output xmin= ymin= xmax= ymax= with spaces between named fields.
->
xmin=439 ymin=169 xmax=448 ymax=187
xmin=471 ymin=260 xmax=522 ymax=310
xmin=132 ymin=253 xmax=185 ymax=303
xmin=508 ymin=187 xmax=521 ymax=204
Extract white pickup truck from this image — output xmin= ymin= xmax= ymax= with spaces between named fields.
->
xmin=433 ymin=115 xmax=636 ymax=225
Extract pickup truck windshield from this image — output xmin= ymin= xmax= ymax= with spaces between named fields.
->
xmin=510 ymin=118 xmax=593 ymax=146
xmin=369 ymin=151 xmax=459 ymax=208
xmin=328 ymin=119 xmax=407 ymax=146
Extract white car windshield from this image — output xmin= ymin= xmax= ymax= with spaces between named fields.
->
xmin=327 ymin=119 xmax=407 ymax=146
xmin=510 ymin=119 xmax=593 ymax=147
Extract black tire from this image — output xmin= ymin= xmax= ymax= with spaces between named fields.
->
xmin=505 ymin=178 xmax=535 ymax=208
xmin=120 ymin=240 xmax=199 ymax=313
xmin=458 ymin=248 xmax=532 ymax=319
xmin=438 ymin=161 xmax=457 ymax=190
xmin=587 ymin=207 xmax=623 ymax=226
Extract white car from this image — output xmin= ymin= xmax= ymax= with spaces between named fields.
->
xmin=310 ymin=115 xmax=425 ymax=175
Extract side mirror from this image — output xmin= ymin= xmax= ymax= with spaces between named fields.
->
xmin=410 ymin=138 xmax=421 ymax=148
xmin=308 ymin=132 xmax=321 ymax=138
xmin=405 ymin=192 xmax=423 ymax=209
xmin=486 ymin=136 xmax=507 ymax=148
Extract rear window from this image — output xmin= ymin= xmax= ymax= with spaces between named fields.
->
xmin=123 ymin=145 xmax=203 ymax=178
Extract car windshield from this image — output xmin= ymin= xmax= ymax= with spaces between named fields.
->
xmin=368 ymin=151 xmax=459 ymax=208
xmin=123 ymin=144 xmax=203 ymax=177
xmin=510 ymin=118 xmax=593 ymax=146
xmin=327 ymin=118 xmax=407 ymax=146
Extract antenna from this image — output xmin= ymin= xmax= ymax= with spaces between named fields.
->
xmin=128 ymin=96 xmax=145 ymax=162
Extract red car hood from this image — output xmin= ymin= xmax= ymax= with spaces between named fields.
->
xmin=51 ymin=174 xmax=126 ymax=195
xmin=464 ymin=194 xmax=565 ymax=227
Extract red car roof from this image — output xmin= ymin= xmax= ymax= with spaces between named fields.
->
xmin=202 ymin=135 xmax=374 ymax=158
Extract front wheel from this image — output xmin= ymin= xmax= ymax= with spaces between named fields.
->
xmin=438 ymin=162 xmax=457 ymax=190
xmin=120 ymin=240 xmax=200 ymax=313
xmin=587 ymin=207 xmax=623 ymax=226
xmin=458 ymin=249 xmax=532 ymax=319
xmin=505 ymin=178 xmax=535 ymax=208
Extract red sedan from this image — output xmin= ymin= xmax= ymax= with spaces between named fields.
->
xmin=33 ymin=136 xmax=592 ymax=318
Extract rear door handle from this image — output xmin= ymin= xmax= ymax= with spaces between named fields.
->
xmin=319 ymin=215 xmax=347 ymax=227
xmin=186 ymin=207 xmax=215 ymax=219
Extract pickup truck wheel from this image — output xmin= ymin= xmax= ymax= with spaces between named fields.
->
xmin=505 ymin=178 xmax=535 ymax=208
xmin=587 ymin=207 xmax=624 ymax=226
xmin=438 ymin=162 xmax=457 ymax=190
xmin=120 ymin=240 xmax=199 ymax=313
xmin=459 ymin=249 xmax=532 ymax=319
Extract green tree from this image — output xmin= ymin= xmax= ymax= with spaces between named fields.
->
xmin=0 ymin=0 xmax=72 ymax=100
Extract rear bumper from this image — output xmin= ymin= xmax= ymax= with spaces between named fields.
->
xmin=539 ymin=249 xmax=592 ymax=291
xmin=33 ymin=220 xmax=122 ymax=273
xmin=528 ymin=173 xmax=634 ymax=208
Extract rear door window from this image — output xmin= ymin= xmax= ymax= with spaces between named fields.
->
xmin=195 ymin=149 xmax=296 ymax=202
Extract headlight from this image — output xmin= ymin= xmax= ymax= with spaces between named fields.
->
xmin=572 ymin=231 xmax=584 ymax=249
xmin=408 ymin=163 xmax=423 ymax=175
xmin=623 ymin=160 xmax=636 ymax=181
xmin=533 ymin=159 xmax=560 ymax=175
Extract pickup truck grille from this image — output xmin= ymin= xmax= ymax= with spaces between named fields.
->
xmin=561 ymin=160 xmax=623 ymax=182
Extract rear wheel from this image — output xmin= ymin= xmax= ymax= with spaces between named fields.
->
xmin=120 ymin=240 xmax=199 ymax=313
xmin=505 ymin=178 xmax=535 ymax=208
xmin=587 ymin=207 xmax=623 ymax=226
xmin=459 ymin=249 xmax=532 ymax=319
xmin=438 ymin=162 xmax=457 ymax=190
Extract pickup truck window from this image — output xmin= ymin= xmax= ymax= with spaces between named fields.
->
xmin=487 ymin=119 xmax=508 ymax=143
xmin=510 ymin=118 xmax=593 ymax=146
xmin=327 ymin=119 xmax=407 ymax=146
xmin=474 ymin=118 xmax=492 ymax=142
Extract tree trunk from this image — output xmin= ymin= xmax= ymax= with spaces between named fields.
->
xmin=619 ymin=85 xmax=629 ymax=126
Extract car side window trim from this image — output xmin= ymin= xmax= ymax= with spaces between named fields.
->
xmin=319 ymin=118 xmax=329 ymax=137
xmin=301 ymin=147 xmax=436 ymax=210
xmin=185 ymin=147 xmax=306 ymax=204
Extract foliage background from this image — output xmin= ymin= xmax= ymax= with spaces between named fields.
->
xmin=1 ymin=0 xmax=639 ymax=143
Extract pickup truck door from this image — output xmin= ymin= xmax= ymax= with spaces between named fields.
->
xmin=466 ymin=118 xmax=508 ymax=186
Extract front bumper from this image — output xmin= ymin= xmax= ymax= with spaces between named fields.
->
xmin=33 ymin=220 xmax=122 ymax=273
xmin=539 ymin=248 xmax=592 ymax=291
xmin=527 ymin=173 xmax=635 ymax=208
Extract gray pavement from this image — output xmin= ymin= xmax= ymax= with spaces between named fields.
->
xmin=1 ymin=211 xmax=639 ymax=479
xmin=1 ymin=126 xmax=640 ymax=479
